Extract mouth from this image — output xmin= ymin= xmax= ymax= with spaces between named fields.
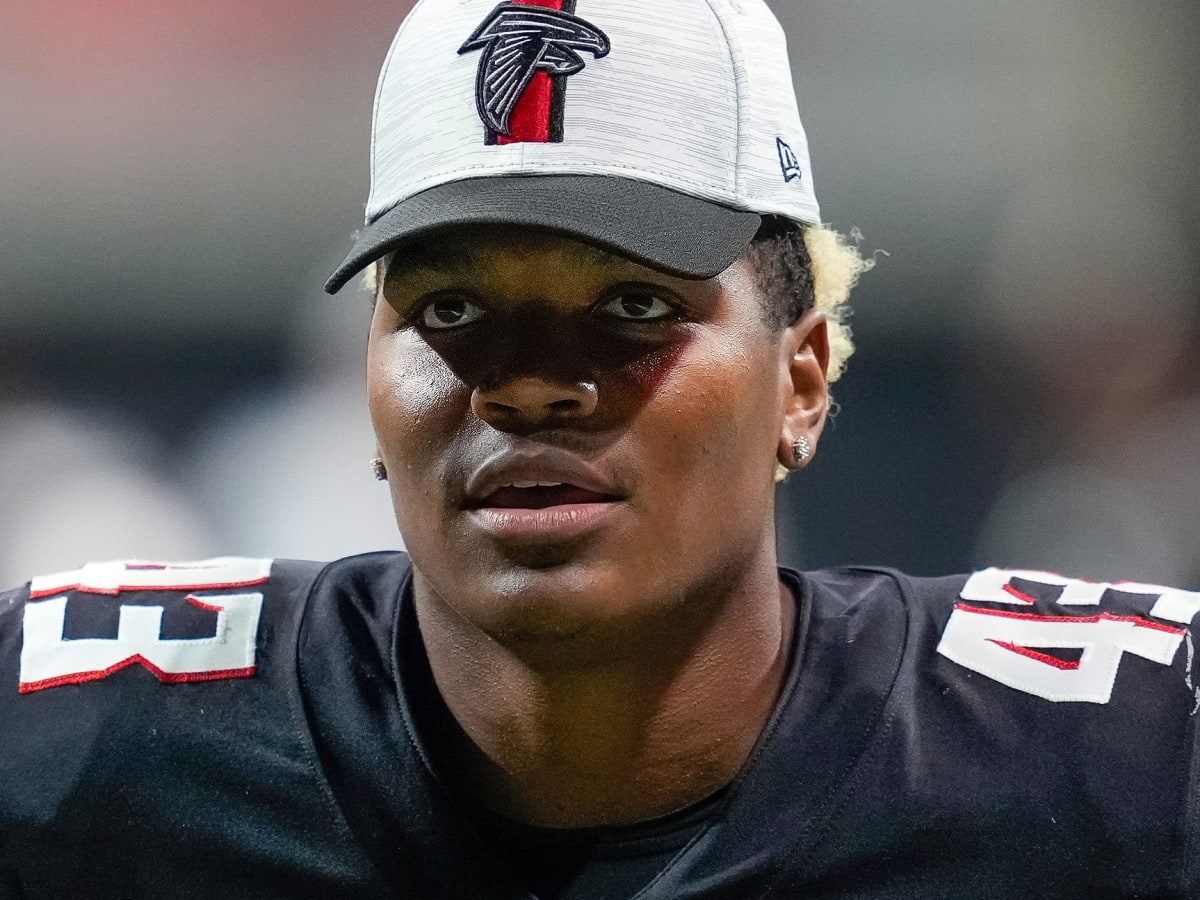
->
xmin=476 ymin=481 xmax=620 ymax=511
xmin=463 ymin=454 xmax=627 ymax=544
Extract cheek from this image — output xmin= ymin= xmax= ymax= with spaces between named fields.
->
xmin=615 ymin=342 xmax=687 ymax=403
xmin=631 ymin=332 xmax=780 ymax=487
xmin=367 ymin=331 xmax=470 ymax=464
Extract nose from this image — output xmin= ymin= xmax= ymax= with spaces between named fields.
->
xmin=471 ymin=375 xmax=599 ymax=430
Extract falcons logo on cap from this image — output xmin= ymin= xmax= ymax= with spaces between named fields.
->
xmin=459 ymin=2 xmax=611 ymax=138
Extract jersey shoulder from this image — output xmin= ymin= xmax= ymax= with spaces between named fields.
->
xmin=0 ymin=558 xmax=319 ymax=858
xmin=926 ymin=566 xmax=1200 ymax=705
xmin=0 ymin=553 xmax=413 ymax=890
xmin=1 ymin=557 xmax=325 ymax=695
xmin=0 ymin=552 xmax=414 ymax=697
xmin=801 ymin=564 xmax=1200 ymax=703
xmin=798 ymin=563 xmax=1200 ymax=712
xmin=777 ymin=566 xmax=1200 ymax=895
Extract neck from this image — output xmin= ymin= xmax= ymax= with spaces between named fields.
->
xmin=413 ymin=551 xmax=796 ymax=829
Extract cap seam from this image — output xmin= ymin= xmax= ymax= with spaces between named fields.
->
xmin=367 ymin=14 xmax=416 ymax=221
xmin=702 ymin=0 xmax=747 ymax=203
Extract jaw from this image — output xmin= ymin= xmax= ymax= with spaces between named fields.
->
xmin=408 ymin=501 xmax=780 ymax=668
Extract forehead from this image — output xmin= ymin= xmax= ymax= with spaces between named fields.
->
xmin=383 ymin=226 xmax=687 ymax=284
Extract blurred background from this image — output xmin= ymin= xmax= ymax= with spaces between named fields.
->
xmin=1 ymin=0 xmax=1197 ymax=588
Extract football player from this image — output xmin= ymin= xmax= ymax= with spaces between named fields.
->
xmin=3 ymin=0 xmax=1199 ymax=897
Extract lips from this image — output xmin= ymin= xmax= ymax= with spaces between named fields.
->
xmin=463 ymin=449 xmax=624 ymax=511
xmin=462 ymin=450 xmax=626 ymax=542
xmin=482 ymin=483 xmax=617 ymax=510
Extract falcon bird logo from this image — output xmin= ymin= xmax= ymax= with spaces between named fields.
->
xmin=459 ymin=2 xmax=611 ymax=139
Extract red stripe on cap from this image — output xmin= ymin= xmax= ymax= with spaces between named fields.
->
xmin=497 ymin=0 xmax=564 ymax=145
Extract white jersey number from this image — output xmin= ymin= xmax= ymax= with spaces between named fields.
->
xmin=937 ymin=568 xmax=1200 ymax=703
xmin=19 ymin=558 xmax=271 ymax=694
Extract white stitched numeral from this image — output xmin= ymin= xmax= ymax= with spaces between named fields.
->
xmin=937 ymin=569 xmax=1200 ymax=703
xmin=19 ymin=558 xmax=271 ymax=694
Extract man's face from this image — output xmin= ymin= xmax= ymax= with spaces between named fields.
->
xmin=368 ymin=226 xmax=818 ymax=644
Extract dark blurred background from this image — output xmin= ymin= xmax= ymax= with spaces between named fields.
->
xmin=2 ymin=0 xmax=1198 ymax=587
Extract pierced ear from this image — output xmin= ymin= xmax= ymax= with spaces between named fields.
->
xmin=371 ymin=444 xmax=389 ymax=482
xmin=776 ymin=310 xmax=830 ymax=471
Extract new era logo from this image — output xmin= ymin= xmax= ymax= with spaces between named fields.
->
xmin=777 ymin=137 xmax=802 ymax=183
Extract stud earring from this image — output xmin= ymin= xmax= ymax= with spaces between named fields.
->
xmin=371 ymin=458 xmax=388 ymax=481
xmin=792 ymin=436 xmax=812 ymax=465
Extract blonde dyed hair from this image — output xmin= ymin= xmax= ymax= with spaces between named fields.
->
xmin=804 ymin=224 xmax=871 ymax=386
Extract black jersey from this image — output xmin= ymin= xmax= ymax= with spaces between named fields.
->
xmin=2 ymin=552 xmax=1199 ymax=898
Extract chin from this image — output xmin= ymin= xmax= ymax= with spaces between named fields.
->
xmin=459 ymin=557 xmax=671 ymax=646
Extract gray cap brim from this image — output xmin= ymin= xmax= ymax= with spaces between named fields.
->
xmin=324 ymin=175 xmax=762 ymax=294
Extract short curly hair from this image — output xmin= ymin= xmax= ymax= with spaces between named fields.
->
xmin=746 ymin=217 xmax=868 ymax=386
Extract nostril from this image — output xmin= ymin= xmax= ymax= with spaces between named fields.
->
xmin=484 ymin=397 xmax=578 ymax=420
xmin=484 ymin=400 xmax=520 ymax=416
xmin=472 ymin=376 xmax=599 ymax=426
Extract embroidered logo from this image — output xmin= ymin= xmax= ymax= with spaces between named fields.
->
xmin=459 ymin=1 xmax=611 ymax=144
xmin=777 ymin=138 xmax=802 ymax=183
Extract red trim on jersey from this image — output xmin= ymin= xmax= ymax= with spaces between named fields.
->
xmin=1121 ymin=617 xmax=1188 ymax=635
xmin=496 ymin=0 xmax=563 ymax=145
xmin=29 ymin=576 xmax=269 ymax=601
xmin=30 ymin=583 xmax=120 ymax=598
xmin=1001 ymin=583 xmax=1038 ymax=605
xmin=956 ymin=603 xmax=1187 ymax=635
xmin=986 ymin=639 xmax=1082 ymax=671
xmin=186 ymin=596 xmax=228 ymax=613
xmin=18 ymin=655 xmax=256 ymax=694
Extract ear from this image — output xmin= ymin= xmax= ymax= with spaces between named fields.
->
xmin=776 ymin=310 xmax=831 ymax=471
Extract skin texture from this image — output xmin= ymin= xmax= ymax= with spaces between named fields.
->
xmin=368 ymin=226 xmax=830 ymax=827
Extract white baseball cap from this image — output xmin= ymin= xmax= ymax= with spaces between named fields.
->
xmin=325 ymin=0 xmax=821 ymax=294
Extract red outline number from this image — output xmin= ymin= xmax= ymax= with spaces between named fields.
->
xmin=19 ymin=558 xmax=271 ymax=694
xmin=937 ymin=569 xmax=1200 ymax=703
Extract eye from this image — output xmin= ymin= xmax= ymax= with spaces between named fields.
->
xmin=418 ymin=294 xmax=486 ymax=330
xmin=598 ymin=290 xmax=676 ymax=322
